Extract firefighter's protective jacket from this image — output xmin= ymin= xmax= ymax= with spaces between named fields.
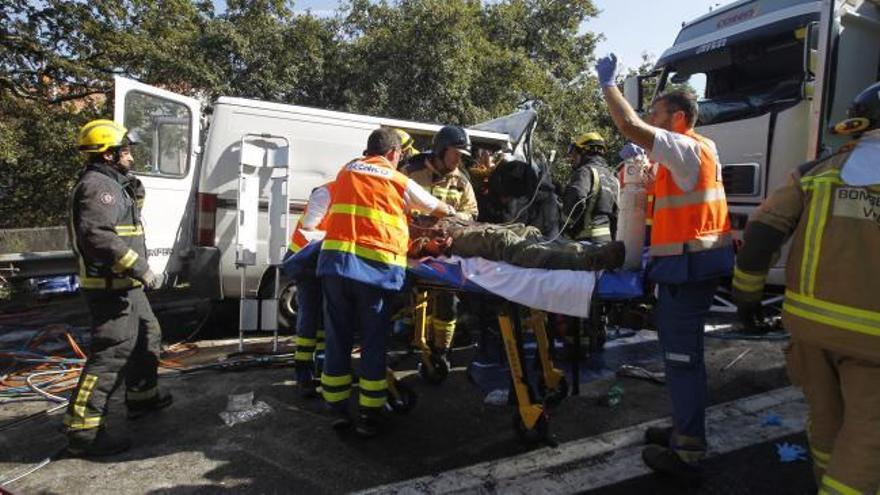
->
xmin=734 ymin=145 xmax=880 ymax=360
xmin=406 ymin=158 xmax=478 ymax=221
xmin=68 ymin=162 xmax=150 ymax=290
xmin=563 ymin=154 xmax=620 ymax=241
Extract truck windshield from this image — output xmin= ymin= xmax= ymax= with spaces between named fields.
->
xmin=660 ymin=29 xmax=807 ymax=126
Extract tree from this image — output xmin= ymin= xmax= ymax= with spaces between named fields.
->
xmin=1 ymin=0 xmax=623 ymax=228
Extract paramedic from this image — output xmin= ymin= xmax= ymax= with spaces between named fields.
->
xmin=597 ymin=53 xmax=734 ymax=478
xmin=317 ymin=128 xmax=454 ymax=437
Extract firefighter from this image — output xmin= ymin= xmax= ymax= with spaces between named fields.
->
xmin=285 ymin=181 xmax=334 ymax=398
xmin=64 ymin=119 xmax=171 ymax=457
xmin=403 ymin=125 xmax=479 ymax=366
xmin=597 ymin=53 xmax=734 ymax=477
xmin=317 ymin=128 xmax=454 ymax=437
xmin=563 ymin=132 xmax=620 ymax=244
xmin=733 ymin=82 xmax=880 ymax=494
xmin=395 ymin=128 xmax=419 ymax=166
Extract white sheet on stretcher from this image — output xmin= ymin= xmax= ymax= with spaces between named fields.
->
xmin=442 ymin=255 xmax=598 ymax=318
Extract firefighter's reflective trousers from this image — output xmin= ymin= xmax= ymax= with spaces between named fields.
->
xmin=64 ymin=287 xmax=162 ymax=434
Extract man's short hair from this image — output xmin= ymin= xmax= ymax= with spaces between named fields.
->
xmin=365 ymin=128 xmax=401 ymax=156
xmin=655 ymin=90 xmax=699 ymax=128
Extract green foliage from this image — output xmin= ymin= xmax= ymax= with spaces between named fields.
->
xmin=0 ymin=0 xmax=630 ymax=228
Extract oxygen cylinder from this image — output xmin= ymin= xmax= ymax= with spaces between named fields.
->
xmin=616 ymin=155 xmax=648 ymax=270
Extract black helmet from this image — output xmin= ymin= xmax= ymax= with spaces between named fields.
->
xmin=832 ymin=81 xmax=880 ymax=136
xmin=432 ymin=125 xmax=471 ymax=158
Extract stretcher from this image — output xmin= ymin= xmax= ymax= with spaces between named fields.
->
xmin=403 ymin=255 xmax=645 ymax=445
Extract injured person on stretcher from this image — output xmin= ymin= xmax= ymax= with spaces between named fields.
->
xmin=407 ymin=216 xmax=625 ymax=271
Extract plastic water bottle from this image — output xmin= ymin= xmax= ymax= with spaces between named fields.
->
xmin=617 ymin=155 xmax=648 ymax=270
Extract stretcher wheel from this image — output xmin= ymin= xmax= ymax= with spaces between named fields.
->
xmin=387 ymin=381 xmax=418 ymax=414
xmin=417 ymin=355 xmax=450 ymax=384
xmin=540 ymin=375 xmax=569 ymax=406
xmin=512 ymin=412 xmax=554 ymax=447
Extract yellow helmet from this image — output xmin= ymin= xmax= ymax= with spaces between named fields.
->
xmin=569 ymin=132 xmax=606 ymax=154
xmin=395 ymin=128 xmax=419 ymax=156
xmin=77 ymin=119 xmax=131 ymax=154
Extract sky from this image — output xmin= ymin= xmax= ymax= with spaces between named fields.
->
xmin=215 ymin=0 xmax=730 ymax=70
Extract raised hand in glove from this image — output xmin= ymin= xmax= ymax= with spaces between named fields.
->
xmin=619 ymin=143 xmax=646 ymax=161
xmin=595 ymin=53 xmax=619 ymax=88
xmin=736 ymin=300 xmax=768 ymax=335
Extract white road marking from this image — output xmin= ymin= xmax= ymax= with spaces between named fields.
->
xmin=358 ymin=386 xmax=806 ymax=495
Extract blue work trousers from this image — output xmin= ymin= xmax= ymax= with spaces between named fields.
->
xmin=320 ymin=275 xmax=392 ymax=410
xmin=655 ymin=278 xmax=719 ymax=457
xmin=294 ymin=274 xmax=323 ymax=367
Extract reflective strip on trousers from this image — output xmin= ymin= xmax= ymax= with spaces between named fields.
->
xmin=126 ymin=385 xmax=158 ymax=402
xmin=652 ymin=186 xmax=727 ymax=210
xmin=63 ymin=414 xmax=103 ymax=430
xmin=819 ymin=475 xmax=862 ymax=495
xmin=72 ymin=374 xmax=98 ymax=419
xmin=321 ymin=373 xmax=352 ymax=403
xmin=784 ymin=290 xmax=880 ymax=337
xmin=316 ymin=330 xmax=326 ymax=351
xmin=359 ymin=378 xmax=388 ymax=408
xmin=732 ymin=267 xmax=767 ymax=293
xmin=322 ymin=239 xmax=407 ymax=268
xmin=295 ymin=336 xmax=317 ymax=362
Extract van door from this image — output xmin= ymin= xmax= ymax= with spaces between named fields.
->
xmin=113 ymin=76 xmax=202 ymax=283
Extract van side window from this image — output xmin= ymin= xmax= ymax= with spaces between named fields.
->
xmin=124 ymin=91 xmax=192 ymax=178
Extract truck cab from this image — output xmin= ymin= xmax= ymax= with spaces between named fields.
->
xmin=626 ymin=0 xmax=880 ymax=287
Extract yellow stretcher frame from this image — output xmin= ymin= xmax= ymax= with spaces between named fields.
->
xmin=408 ymin=284 xmax=566 ymax=446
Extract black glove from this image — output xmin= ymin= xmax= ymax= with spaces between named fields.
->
xmin=736 ymin=300 xmax=767 ymax=335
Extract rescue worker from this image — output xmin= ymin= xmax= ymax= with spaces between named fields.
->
xmin=597 ymin=53 xmax=734 ymax=477
xmin=563 ymin=132 xmax=620 ymax=244
xmin=285 ymin=181 xmax=334 ymax=398
xmin=403 ymin=125 xmax=479 ymax=366
xmin=733 ymin=82 xmax=880 ymax=494
xmin=395 ymin=128 xmax=419 ymax=166
xmin=317 ymin=128 xmax=454 ymax=437
xmin=65 ymin=119 xmax=171 ymax=457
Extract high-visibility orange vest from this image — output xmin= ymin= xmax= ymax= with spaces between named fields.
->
xmin=288 ymin=182 xmax=334 ymax=254
xmin=318 ymin=155 xmax=410 ymax=289
xmin=649 ymin=130 xmax=731 ymax=256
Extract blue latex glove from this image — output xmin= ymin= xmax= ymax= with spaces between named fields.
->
xmin=619 ymin=143 xmax=646 ymax=160
xmin=596 ymin=54 xmax=619 ymax=88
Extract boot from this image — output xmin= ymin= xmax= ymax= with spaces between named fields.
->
xmin=66 ymin=428 xmax=132 ymax=457
xmin=127 ymin=392 xmax=173 ymax=420
xmin=295 ymin=366 xmax=319 ymax=399
xmin=355 ymin=407 xmax=389 ymax=439
xmin=642 ymin=445 xmax=702 ymax=479
xmin=644 ymin=426 xmax=673 ymax=447
xmin=325 ymin=402 xmax=352 ymax=431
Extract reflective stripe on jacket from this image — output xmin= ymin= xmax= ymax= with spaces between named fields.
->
xmin=317 ymin=156 xmax=410 ymax=290
xmin=780 ymin=159 xmax=880 ymax=358
xmin=650 ymin=130 xmax=731 ymax=256
xmin=289 ymin=182 xmax=334 ymax=254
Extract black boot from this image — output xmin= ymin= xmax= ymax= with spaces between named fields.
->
xmin=67 ymin=428 xmax=132 ymax=457
xmin=295 ymin=365 xmax=319 ymax=399
xmin=355 ymin=407 xmax=389 ymax=439
xmin=127 ymin=392 xmax=173 ymax=420
xmin=642 ymin=445 xmax=702 ymax=479
xmin=644 ymin=426 xmax=673 ymax=447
